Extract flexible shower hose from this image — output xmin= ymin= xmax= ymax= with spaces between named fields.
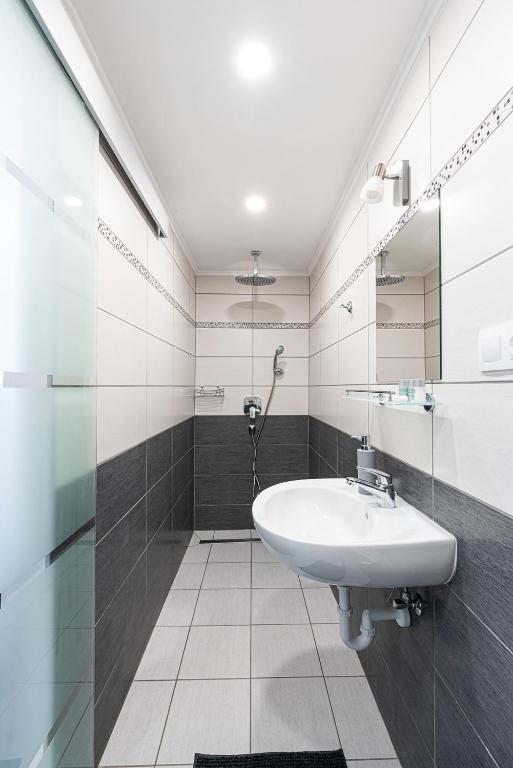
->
xmin=250 ymin=370 xmax=279 ymax=499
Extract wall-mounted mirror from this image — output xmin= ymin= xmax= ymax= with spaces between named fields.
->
xmin=375 ymin=191 xmax=441 ymax=382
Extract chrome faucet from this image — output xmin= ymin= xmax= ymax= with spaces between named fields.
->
xmin=346 ymin=467 xmax=396 ymax=508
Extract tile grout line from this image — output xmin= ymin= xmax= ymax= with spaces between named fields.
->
xmin=300 ymin=580 xmax=343 ymax=752
xmin=153 ymin=553 xmax=208 ymax=766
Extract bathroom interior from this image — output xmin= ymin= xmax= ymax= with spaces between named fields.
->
xmin=1 ymin=0 xmax=512 ymax=766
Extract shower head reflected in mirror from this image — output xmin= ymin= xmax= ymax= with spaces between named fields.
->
xmin=376 ymin=251 xmax=405 ymax=286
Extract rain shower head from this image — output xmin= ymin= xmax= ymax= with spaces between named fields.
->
xmin=235 ymin=250 xmax=276 ymax=286
xmin=376 ymin=251 xmax=405 ymax=287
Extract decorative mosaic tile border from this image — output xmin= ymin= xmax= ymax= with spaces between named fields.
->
xmin=196 ymin=321 xmax=310 ymax=330
xmin=311 ymin=85 xmax=513 ymax=327
xmin=98 ymin=218 xmax=196 ymax=326
xmin=377 ymin=319 xmax=440 ymax=330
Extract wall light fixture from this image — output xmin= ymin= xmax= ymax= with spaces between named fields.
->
xmin=360 ymin=159 xmax=410 ymax=206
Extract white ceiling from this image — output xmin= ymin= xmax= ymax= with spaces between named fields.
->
xmin=66 ymin=0 xmax=434 ymax=273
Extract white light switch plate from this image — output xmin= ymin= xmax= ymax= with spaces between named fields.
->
xmin=479 ymin=323 xmax=513 ymax=372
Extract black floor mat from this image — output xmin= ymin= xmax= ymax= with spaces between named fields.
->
xmin=193 ymin=749 xmax=347 ymax=767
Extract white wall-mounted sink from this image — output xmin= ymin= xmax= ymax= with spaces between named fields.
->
xmin=253 ymin=479 xmax=457 ymax=588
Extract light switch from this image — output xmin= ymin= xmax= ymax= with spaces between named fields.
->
xmin=479 ymin=323 xmax=513 ymax=372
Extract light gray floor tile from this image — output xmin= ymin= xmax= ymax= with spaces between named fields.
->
xmin=299 ymin=574 xmax=330 ymax=589
xmin=135 ymin=627 xmax=189 ymax=680
xmin=100 ymin=680 xmax=174 ymax=766
xmin=251 ymin=625 xmax=322 ymax=678
xmin=251 ymin=589 xmax=309 ymax=625
xmin=252 ymin=562 xmax=300 ymax=589
xmin=214 ymin=529 xmax=251 ymax=539
xmin=182 ymin=543 xmax=211 ymax=563
xmin=157 ymin=679 xmax=250 ymax=764
xmin=304 ymin=587 xmax=339 ymax=623
xmin=251 ymin=542 xmax=279 ymax=562
xmin=179 ymin=625 xmax=250 ymax=679
xmin=326 ymin=677 xmax=396 ymax=760
xmin=312 ymin=624 xmax=364 ymax=677
xmin=193 ymin=588 xmax=251 ymax=625
xmin=251 ymin=677 xmax=339 ymax=753
xmin=202 ymin=562 xmax=251 ymax=589
xmin=157 ymin=589 xmax=198 ymax=627
xmin=250 ymin=528 xmax=259 ymax=539
xmin=194 ymin=530 xmax=214 ymax=540
xmin=209 ymin=541 xmax=251 ymax=562
xmin=171 ymin=562 xmax=206 ymax=590
xmin=346 ymin=762 xmax=401 ymax=767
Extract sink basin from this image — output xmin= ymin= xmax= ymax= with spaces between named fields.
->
xmin=252 ymin=478 xmax=457 ymax=588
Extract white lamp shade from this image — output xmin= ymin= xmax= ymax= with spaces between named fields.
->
xmin=360 ymin=175 xmax=384 ymax=203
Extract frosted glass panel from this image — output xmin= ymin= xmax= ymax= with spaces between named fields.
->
xmin=0 ymin=1 xmax=97 ymax=767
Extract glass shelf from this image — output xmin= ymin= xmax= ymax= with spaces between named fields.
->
xmin=344 ymin=389 xmax=436 ymax=412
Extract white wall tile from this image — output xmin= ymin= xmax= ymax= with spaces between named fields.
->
xmin=196 ymin=275 xmax=251 ymax=295
xmin=253 ymin=386 xmax=308 ymax=415
xmin=147 ymin=335 xmax=174 ymax=386
xmin=253 ymin=357 xmax=308 ymax=387
xmin=320 ymin=257 xmax=338 ymax=307
xmin=429 ymin=0 xmax=484 ymax=86
xmin=174 ymin=348 xmax=195 ymax=386
xmin=97 ymin=237 xmax=147 ymax=331
xmin=196 ymin=294 xmax=252 ymax=324
xmin=433 ymin=382 xmax=513 ymax=515
xmin=320 ymin=344 xmax=339 ymax=386
xmin=319 ymin=303 xmax=339 ymax=351
xmin=376 ymin=357 xmax=426 ymax=382
xmin=376 ymin=294 xmax=425 ymax=324
xmin=442 ymin=248 xmax=513 ymax=381
xmin=309 ymin=353 xmax=321 ymax=387
xmin=340 ymin=327 xmax=369 ymax=385
xmin=197 ymin=328 xmax=252 ymax=357
xmin=252 ymin=295 xmax=309 ymax=324
xmin=147 ymin=386 xmax=176 ymax=437
xmin=172 ymin=385 xmax=194 ymax=422
xmin=440 ymin=116 xmax=513 ymax=282
xmin=97 ymin=310 xmax=147 ymax=386
xmin=253 ymin=329 xmax=309 ymax=358
xmin=337 ymin=206 xmax=367 ymax=286
xmin=338 ymin=386 xmax=370 ymax=440
xmin=147 ymin=289 xmax=174 ymax=345
xmin=254 ymin=276 xmax=309 ymax=295
xmin=97 ymin=385 xmax=147 ymax=463
xmin=430 ymin=0 xmax=513 ymax=174
xmin=99 ymin=155 xmax=148 ymax=264
xmin=376 ymin=328 xmax=425 ymax=358
xmin=196 ymin=357 xmax=252 ymax=386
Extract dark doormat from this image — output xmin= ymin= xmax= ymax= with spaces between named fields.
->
xmin=193 ymin=749 xmax=347 ymax=767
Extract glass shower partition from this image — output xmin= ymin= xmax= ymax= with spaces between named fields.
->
xmin=0 ymin=1 xmax=98 ymax=766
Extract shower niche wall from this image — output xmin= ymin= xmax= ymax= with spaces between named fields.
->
xmin=375 ymin=192 xmax=441 ymax=383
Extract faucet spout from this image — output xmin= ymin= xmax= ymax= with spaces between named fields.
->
xmin=346 ymin=467 xmax=396 ymax=508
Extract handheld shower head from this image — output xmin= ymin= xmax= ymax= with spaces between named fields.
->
xmin=273 ymin=345 xmax=285 ymax=375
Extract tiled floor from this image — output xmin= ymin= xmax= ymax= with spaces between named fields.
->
xmin=100 ymin=530 xmax=400 ymax=768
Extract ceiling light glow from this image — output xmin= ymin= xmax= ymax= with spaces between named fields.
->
xmin=245 ymin=195 xmax=267 ymax=214
xmin=236 ymin=41 xmax=272 ymax=80
xmin=63 ymin=195 xmax=83 ymax=208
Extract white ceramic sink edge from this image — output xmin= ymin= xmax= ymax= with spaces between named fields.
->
xmin=252 ymin=478 xmax=457 ymax=588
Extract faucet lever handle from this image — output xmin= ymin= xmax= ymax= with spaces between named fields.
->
xmin=356 ymin=466 xmax=390 ymax=480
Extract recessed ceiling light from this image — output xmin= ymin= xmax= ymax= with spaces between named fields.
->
xmin=245 ymin=195 xmax=267 ymax=213
xmin=236 ymin=41 xmax=272 ymax=80
xmin=63 ymin=195 xmax=83 ymax=208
